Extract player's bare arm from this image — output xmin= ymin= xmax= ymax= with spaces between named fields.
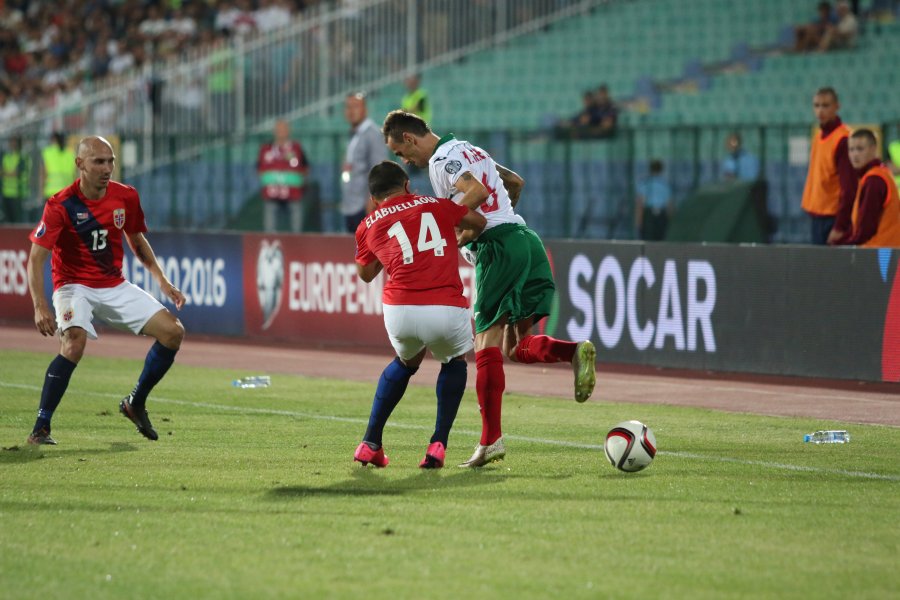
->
xmin=496 ymin=163 xmax=524 ymax=207
xmin=27 ymin=243 xmax=56 ymax=336
xmin=356 ymin=260 xmax=383 ymax=283
xmin=456 ymin=209 xmax=488 ymax=246
xmin=455 ymin=171 xmax=490 ymax=210
xmin=126 ymin=232 xmax=186 ymax=310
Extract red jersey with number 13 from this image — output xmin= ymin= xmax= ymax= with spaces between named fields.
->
xmin=29 ymin=179 xmax=147 ymax=290
xmin=355 ymin=193 xmax=469 ymax=307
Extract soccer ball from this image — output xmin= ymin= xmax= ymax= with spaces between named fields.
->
xmin=604 ymin=420 xmax=657 ymax=472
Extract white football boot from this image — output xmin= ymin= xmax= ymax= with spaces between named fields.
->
xmin=458 ymin=437 xmax=506 ymax=468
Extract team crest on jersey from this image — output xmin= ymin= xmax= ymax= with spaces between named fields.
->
xmin=113 ymin=208 xmax=126 ymax=229
xmin=34 ymin=221 xmax=46 ymax=238
xmin=445 ymin=160 xmax=462 ymax=174
xmin=62 ymin=308 xmax=73 ymax=322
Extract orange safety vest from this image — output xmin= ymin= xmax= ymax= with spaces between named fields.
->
xmin=801 ymin=124 xmax=852 ymax=216
xmin=851 ymin=164 xmax=900 ymax=248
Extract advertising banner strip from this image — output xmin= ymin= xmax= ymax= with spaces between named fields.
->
xmin=552 ymin=241 xmax=895 ymax=382
xmin=122 ymin=231 xmax=246 ymax=336
xmin=2 ymin=224 xmax=897 ymax=382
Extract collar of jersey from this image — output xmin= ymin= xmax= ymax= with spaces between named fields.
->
xmin=381 ymin=193 xmax=418 ymax=207
xmin=432 ymin=133 xmax=456 ymax=157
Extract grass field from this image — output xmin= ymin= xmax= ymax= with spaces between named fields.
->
xmin=1 ymin=350 xmax=898 ymax=599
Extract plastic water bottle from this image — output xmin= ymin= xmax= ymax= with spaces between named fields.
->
xmin=803 ymin=430 xmax=850 ymax=444
xmin=232 ymin=376 xmax=271 ymax=389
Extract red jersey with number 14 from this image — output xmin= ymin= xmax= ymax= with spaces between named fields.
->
xmin=29 ymin=179 xmax=147 ymax=290
xmin=355 ymin=193 xmax=469 ymax=307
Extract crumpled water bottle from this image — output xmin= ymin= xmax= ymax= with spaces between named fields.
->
xmin=232 ymin=375 xmax=271 ymax=389
xmin=803 ymin=430 xmax=850 ymax=444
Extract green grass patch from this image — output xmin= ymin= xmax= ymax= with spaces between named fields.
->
xmin=1 ymin=350 xmax=898 ymax=598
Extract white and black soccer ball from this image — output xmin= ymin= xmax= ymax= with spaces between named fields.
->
xmin=604 ymin=420 xmax=657 ymax=472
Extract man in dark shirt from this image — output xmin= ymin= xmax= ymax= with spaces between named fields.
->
xmin=558 ymin=85 xmax=618 ymax=140
xmin=589 ymin=85 xmax=618 ymax=138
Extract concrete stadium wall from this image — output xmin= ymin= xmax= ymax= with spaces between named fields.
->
xmin=2 ymin=225 xmax=897 ymax=382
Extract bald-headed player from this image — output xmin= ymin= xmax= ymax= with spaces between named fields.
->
xmin=25 ymin=136 xmax=186 ymax=445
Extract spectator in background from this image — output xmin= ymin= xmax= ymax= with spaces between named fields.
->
xmin=2 ymin=137 xmax=31 ymax=223
xmin=138 ymin=4 xmax=169 ymax=41
xmin=257 ymin=120 xmax=310 ymax=233
xmin=635 ymin=159 xmax=674 ymax=241
xmin=794 ymin=2 xmax=835 ymax=52
xmin=216 ymin=0 xmax=258 ymax=37
xmin=557 ymin=85 xmax=618 ymax=139
xmin=38 ymin=132 xmax=76 ymax=221
xmin=169 ymin=6 xmax=199 ymax=39
xmin=721 ymin=132 xmax=760 ymax=182
xmin=818 ymin=1 xmax=858 ymax=51
xmin=90 ymin=40 xmax=111 ymax=79
xmin=558 ymin=91 xmax=598 ymax=138
xmin=255 ymin=0 xmax=292 ymax=34
xmin=590 ymin=85 xmax=619 ymax=138
xmin=400 ymin=74 xmax=432 ymax=124
xmin=107 ymin=42 xmax=136 ymax=76
xmin=0 ymin=88 xmax=20 ymax=125
xmin=341 ymin=92 xmax=384 ymax=232
xmin=838 ymin=129 xmax=900 ymax=247
xmin=800 ymin=87 xmax=856 ymax=245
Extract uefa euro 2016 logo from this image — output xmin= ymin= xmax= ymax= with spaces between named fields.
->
xmin=256 ymin=240 xmax=284 ymax=330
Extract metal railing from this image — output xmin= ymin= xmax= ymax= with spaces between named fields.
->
xmin=0 ymin=0 xmax=602 ymax=168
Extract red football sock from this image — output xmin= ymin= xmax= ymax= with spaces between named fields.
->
xmin=514 ymin=335 xmax=577 ymax=364
xmin=475 ymin=347 xmax=505 ymax=446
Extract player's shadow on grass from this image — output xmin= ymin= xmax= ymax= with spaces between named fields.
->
xmin=267 ymin=468 xmax=510 ymax=499
xmin=0 ymin=441 xmax=140 ymax=464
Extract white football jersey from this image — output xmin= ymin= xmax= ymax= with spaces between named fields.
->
xmin=428 ymin=137 xmax=525 ymax=230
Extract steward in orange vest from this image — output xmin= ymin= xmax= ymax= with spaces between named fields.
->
xmin=844 ymin=129 xmax=900 ymax=247
xmin=800 ymin=88 xmax=858 ymax=245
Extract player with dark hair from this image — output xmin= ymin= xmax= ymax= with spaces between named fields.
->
xmin=841 ymin=129 xmax=900 ymax=247
xmin=382 ymin=110 xmax=597 ymax=468
xmin=26 ymin=136 xmax=185 ymax=445
xmin=354 ymin=161 xmax=486 ymax=468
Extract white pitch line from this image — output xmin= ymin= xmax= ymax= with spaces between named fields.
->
xmin=600 ymin=375 xmax=900 ymax=405
xmin=3 ymin=381 xmax=899 ymax=482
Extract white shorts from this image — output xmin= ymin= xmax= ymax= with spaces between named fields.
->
xmin=52 ymin=282 xmax=166 ymax=340
xmin=382 ymin=304 xmax=474 ymax=363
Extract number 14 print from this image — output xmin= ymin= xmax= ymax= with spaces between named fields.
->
xmin=387 ymin=212 xmax=447 ymax=264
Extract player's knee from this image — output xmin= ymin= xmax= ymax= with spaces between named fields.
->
xmin=161 ymin=318 xmax=185 ymax=350
xmin=60 ymin=328 xmax=87 ymax=363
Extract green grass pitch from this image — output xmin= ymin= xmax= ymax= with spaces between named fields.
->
xmin=1 ymin=350 xmax=898 ymax=599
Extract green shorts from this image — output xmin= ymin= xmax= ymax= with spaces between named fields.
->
xmin=469 ymin=223 xmax=556 ymax=334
